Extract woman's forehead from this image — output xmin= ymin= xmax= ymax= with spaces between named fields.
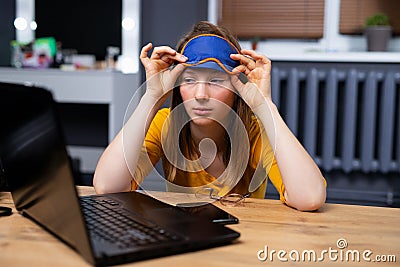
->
xmin=182 ymin=68 xmax=229 ymax=77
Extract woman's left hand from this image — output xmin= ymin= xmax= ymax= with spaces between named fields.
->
xmin=230 ymin=50 xmax=272 ymax=109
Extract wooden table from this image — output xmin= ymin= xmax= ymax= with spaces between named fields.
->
xmin=0 ymin=186 xmax=399 ymax=266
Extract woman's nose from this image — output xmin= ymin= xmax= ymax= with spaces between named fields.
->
xmin=194 ymin=82 xmax=210 ymax=100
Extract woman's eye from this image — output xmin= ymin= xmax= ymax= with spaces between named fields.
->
xmin=210 ymin=79 xmax=225 ymax=83
xmin=183 ymin=78 xmax=196 ymax=84
xmin=210 ymin=79 xmax=226 ymax=85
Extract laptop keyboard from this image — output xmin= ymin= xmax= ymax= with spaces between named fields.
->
xmin=80 ymin=196 xmax=182 ymax=249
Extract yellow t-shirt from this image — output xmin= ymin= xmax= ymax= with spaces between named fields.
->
xmin=132 ymin=108 xmax=286 ymax=201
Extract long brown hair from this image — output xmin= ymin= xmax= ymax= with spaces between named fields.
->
xmin=163 ymin=21 xmax=254 ymax=186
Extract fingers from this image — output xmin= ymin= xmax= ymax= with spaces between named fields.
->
xmin=230 ymin=68 xmax=254 ymax=92
xmin=231 ymin=62 xmax=254 ymax=82
xmin=170 ymin=63 xmax=187 ymax=78
xmin=151 ymin=46 xmax=188 ymax=63
xmin=232 ymin=65 xmax=251 ymax=76
xmin=139 ymin=43 xmax=153 ymax=65
xmin=230 ymin=50 xmax=271 ymax=71
xmin=230 ymin=53 xmax=256 ymax=70
xmin=150 ymin=46 xmax=175 ymax=59
xmin=160 ymin=54 xmax=175 ymax=65
xmin=241 ymin=49 xmax=271 ymax=65
xmin=140 ymin=43 xmax=188 ymax=75
xmin=140 ymin=42 xmax=152 ymax=56
xmin=140 ymin=43 xmax=187 ymax=63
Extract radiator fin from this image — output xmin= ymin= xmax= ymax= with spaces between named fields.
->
xmin=302 ymin=68 xmax=319 ymax=159
xmin=378 ymin=71 xmax=396 ymax=173
xmin=272 ymin=66 xmax=400 ymax=173
xmin=341 ymin=69 xmax=358 ymax=172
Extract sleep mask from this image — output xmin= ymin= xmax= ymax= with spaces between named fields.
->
xmin=180 ymin=34 xmax=240 ymax=74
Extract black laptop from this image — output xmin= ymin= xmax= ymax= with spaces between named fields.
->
xmin=0 ymin=81 xmax=240 ymax=266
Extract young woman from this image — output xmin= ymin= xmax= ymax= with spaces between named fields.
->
xmin=93 ymin=21 xmax=326 ymax=211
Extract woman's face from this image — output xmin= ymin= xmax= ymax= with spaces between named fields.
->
xmin=179 ymin=68 xmax=236 ymax=126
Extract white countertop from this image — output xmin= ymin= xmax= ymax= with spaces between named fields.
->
xmin=267 ymin=51 xmax=400 ymax=63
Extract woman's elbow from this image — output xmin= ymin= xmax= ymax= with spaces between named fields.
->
xmin=294 ymin=191 xmax=326 ymax=211
xmin=93 ymin=172 xmax=131 ymax=194
xmin=93 ymin=180 xmax=131 ymax=194
xmin=93 ymin=174 xmax=109 ymax=194
xmin=285 ymin=189 xmax=326 ymax=211
xmin=296 ymin=197 xmax=325 ymax=211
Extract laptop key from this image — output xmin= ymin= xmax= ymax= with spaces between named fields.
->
xmin=80 ymin=196 xmax=184 ymax=249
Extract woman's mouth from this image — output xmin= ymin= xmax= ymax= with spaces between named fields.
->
xmin=192 ymin=107 xmax=213 ymax=116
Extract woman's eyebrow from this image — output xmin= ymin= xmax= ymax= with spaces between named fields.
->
xmin=182 ymin=70 xmax=197 ymax=75
xmin=210 ymin=73 xmax=229 ymax=79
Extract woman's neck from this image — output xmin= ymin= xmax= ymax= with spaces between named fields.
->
xmin=190 ymin=122 xmax=226 ymax=153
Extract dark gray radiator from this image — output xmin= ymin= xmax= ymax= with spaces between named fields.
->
xmin=271 ymin=64 xmax=400 ymax=173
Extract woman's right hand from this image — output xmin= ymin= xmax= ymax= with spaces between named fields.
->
xmin=140 ymin=43 xmax=187 ymax=100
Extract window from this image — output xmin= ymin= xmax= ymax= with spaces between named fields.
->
xmin=218 ymin=0 xmax=325 ymax=39
xmin=35 ymin=0 xmax=122 ymax=60
xmin=340 ymin=0 xmax=400 ymax=35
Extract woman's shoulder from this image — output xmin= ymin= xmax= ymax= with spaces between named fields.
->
xmin=157 ymin=107 xmax=170 ymax=116
xmin=147 ymin=107 xmax=170 ymax=131
xmin=153 ymin=107 xmax=170 ymax=122
xmin=146 ymin=108 xmax=171 ymax=139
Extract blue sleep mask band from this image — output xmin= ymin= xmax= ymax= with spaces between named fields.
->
xmin=180 ymin=34 xmax=241 ymax=74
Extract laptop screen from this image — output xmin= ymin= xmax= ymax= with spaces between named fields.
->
xmin=0 ymin=82 xmax=95 ymax=264
xmin=0 ymin=82 xmax=241 ymax=266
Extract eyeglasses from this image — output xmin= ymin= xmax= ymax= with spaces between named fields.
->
xmin=195 ymin=188 xmax=250 ymax=207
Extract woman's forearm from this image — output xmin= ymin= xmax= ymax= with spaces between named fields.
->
xmin=254 ymin=100 xmax=326 ymax=211
xmin=93 ymin=93 xmax=162 ymax=194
